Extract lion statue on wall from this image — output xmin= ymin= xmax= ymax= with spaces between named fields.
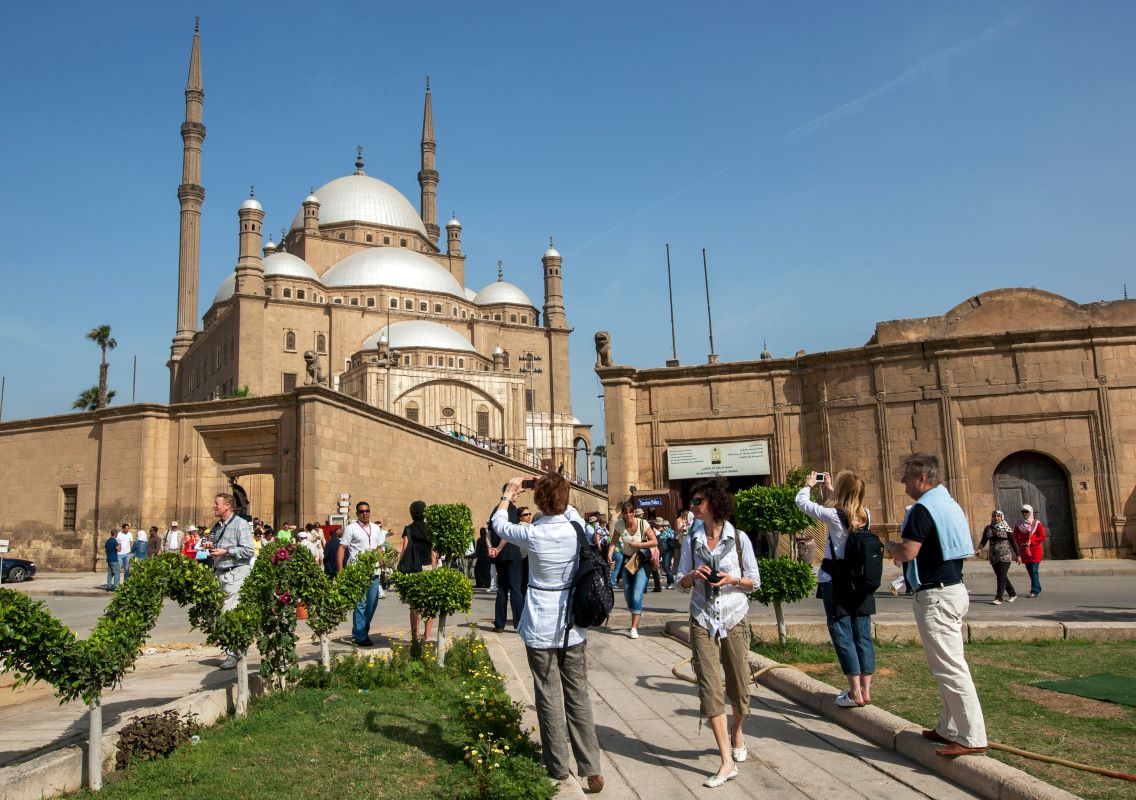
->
xmin=595 ymin=331 xmax=613 ymax=368
xmin=303 ymin=350 xmax=327 ymax=386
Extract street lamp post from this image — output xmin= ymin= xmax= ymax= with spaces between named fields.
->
xmin=518 ymin=352 xmax=543 ymax=468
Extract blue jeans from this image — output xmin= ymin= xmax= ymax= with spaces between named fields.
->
xmin=106 ymin=558 xmax=122 ymax=590
xmin=820 ymin=581 xmax=875 ymax=675
xmin=119 ymin=554 xmax=132 ymax=583
xmin=1024 ymin=562 xmax=1042 ymax=595
xmin=352 ymin=575 xmax=381 ymax=642
xmin=609 ymin=550 xmax=624 ymax=587
xmin=658 ymin=540 xmax=675 ymax=585
xmin=622 ymin=563 xmax=649 ymax=614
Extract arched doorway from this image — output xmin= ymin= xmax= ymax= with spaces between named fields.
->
xmin=993 ymin=452 xmax=1076 ymax=559
xmin=573 ymin=436 xmax=590 ymax=484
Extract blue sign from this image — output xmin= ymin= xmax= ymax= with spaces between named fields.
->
xmin=636 ymin=497 xmax=663 ymax=507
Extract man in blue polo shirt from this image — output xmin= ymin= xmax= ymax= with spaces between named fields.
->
xmin=105 ymin=530 xmax=122 ymax=591
xmin=887 ymin=452 xmax=987 ymax=758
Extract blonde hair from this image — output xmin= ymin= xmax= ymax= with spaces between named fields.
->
xmin=827 ymin=471 xmax=868 ymax=530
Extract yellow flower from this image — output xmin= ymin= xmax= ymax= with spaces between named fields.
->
xmin=477 ymin=759 xmax=483 ymax=764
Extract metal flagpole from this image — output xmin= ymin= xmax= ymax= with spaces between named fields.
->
xmin=703 ymin=248 xmax=718 ymax=363
xmin=131 ymin=356 xmax=137 ymax=403
xmin=665 ymin=243 xmax=678 ymax=366
xmin=0 ymin=376 xmax=5 ymax=422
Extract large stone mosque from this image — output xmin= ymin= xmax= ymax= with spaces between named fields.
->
xmin=170 ymin=24 xmax=584 ymax=466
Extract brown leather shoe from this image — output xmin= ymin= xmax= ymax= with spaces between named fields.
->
xmin=921 ymin=729 xmax=950 ymax=744
xmin=587 ymin=775 xmax=605 ymax=793
xmin=936 ymin=742 xmax=988 ymax=757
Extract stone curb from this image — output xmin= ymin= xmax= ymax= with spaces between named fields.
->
xmin=0 ymin=673 xmax=266 ymax=800
xmin=664 ymin=621 xmax=1080 ymax=800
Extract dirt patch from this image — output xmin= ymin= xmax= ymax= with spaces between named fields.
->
xmin=789 ymin=663 xmax=896 ymax=678
xmin=1012 ymin=683 xmax=1127 ymax=719
xmin=971 ymin=656 xmax=1062 ymax=680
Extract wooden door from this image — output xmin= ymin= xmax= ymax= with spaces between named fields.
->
xmin=994 ymin=452 xmax=1076 ymax=559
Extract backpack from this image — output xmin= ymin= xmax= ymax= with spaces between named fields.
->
xmin=828 ymin=510 xmax=884 ymax=596
xmin=564 ymin=521 xmax=614 ymax=646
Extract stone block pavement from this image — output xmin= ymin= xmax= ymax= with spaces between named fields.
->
xmin=488 ymin=622 xmax=980 ymax=799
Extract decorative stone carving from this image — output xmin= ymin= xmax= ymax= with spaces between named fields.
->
xmin=595 ymin=331 xmax=612 ymax=368
xmin=303 ymin=350 xmax=327 ymax=386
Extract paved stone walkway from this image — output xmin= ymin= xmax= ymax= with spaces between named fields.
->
xmin=488 ymin=623 xmax=978 ymax=799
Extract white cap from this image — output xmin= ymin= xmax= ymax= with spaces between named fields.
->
xmin=187 ymin=525 xmax=198 ymax=532
xmin=171 ymin=521 xmax=179 ymax=526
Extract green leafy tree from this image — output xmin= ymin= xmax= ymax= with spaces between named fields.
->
xmin=751 ymin=556 xmax=816 ymax=646
xmin=73 ymin=385 xmax=117 ymax=411
xmin=390 ymin=503 xmax=474 ymax=665
xmin=86 ymin=324 xmax=117 ymax=409
xmin=735 ymin=469 xmax=813 ymax=557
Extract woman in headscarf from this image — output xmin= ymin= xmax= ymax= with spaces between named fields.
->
xmin=1013 ymin=505 xmax=1047 ymax=597
xmin=976 ymin=510 xmax=1019 ymax=605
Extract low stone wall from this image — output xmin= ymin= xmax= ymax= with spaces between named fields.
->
xmin=751 ymin=619 xmax=1136 ymax=644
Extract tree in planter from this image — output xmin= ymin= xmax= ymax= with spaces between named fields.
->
xmin=389 ymin=503 xmax=474 ymax=666
xmin=303 ymin=549 xmax=379 ymax=671
xmin=734 ymin=468 xmax=813 ymax=558
xmin=750 ymin=557 xmax=816 ymax=646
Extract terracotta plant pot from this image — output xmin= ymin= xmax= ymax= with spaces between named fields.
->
xmin=297 ymin=603 xmax=308 ymax=620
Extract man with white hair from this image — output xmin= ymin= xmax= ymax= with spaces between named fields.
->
xmin=207 ymin=493 xmax=255 ymax=669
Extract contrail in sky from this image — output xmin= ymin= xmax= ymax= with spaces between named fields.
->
xmin=565 ymin=5 xmax=1035 ymax=257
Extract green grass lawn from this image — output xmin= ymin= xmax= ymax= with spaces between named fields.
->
xmin=75 ymin=637 xmax=553 ymax=800
xmin=752 ymin=637 xmax=1136 ymax=800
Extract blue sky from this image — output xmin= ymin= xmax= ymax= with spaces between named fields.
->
xmin=1 ymin=1 xmax=1133 ymax=437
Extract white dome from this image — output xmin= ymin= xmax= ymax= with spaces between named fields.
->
xmin=362 ymin=320 xmax=478 ymax=353
xmin=304 ymin=194 xmax=320 ymax=204
xmin=446 ymin=216 xmax=461 ymax=228
xmin=241 ymin=197 xmax=263 ymax=211
xmin=213 ymin=272 xmax=236 ymax=304
xmin=264 ymin=252 xmax=320 ymax=281
xmin=544 ymin=244 xmax=560 ymax=258
xmin=289 ymin=174 xmax=426 ymax=235
xmin=323 ymin=248 xmax=464 ymax=297
xmin=474 ymin=280 xmax=535 ymax=307
xmin=463 ymin=287 xmax=478 ymax=302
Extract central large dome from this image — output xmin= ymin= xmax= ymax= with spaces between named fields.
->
xmin=322 ymin=247 xmax=464 ymax=297
xmin=289 ymin=174 xmax=427 ymax=236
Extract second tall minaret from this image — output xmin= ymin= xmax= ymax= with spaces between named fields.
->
xmin=170 ymin=18 xmax=206 ymax=392
xmin=418 ymin=77 xmax=440 ymax=243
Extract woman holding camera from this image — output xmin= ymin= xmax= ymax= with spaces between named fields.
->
xmin=677 ymin=477 xmax=760 ymax=788
xmin=607 ymin=501 xmax=659 ymax=639
xmin=491 ymin=473 xmax=604 ymax=793
xmin=795 ymin=470 xmax=875 ymax=708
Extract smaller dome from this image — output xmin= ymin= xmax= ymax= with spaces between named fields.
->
xmin=446 ymin=216 xmax=461 ymax=228
xmin=474 ymin=281 xmax=535 ymax=307
xmin=463 ymin=287 xmax=478 ymax=302
xmin=264 ymin=252 xmax=320 ymax=281
xmin=213 ymin=272 xmax=236 ymax=304
xmin=544 ymin=243 xmax=560 ymax=258
xmin=264 ymin=238 xmax=277 ymax=253
xmin=241 ymin=197 xmax=263 ymax=211
xmin=362 ymin=320 xmax=478 ymax=353
xmin=304 ymin=193 xmax=320 ymax=204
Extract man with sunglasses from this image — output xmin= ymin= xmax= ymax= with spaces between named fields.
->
xmin=341 ymin=501 xmax=383 ymax=647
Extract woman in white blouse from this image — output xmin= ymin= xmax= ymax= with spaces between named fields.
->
xmin=794 ymin=470 xmax=876 ymax=708
xmin=677 ymin=477 xmax=761 ymax=789
xmin=492 ymin=473 xmax=604 ymax=794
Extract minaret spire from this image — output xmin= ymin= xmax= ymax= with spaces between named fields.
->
xmin=170 ymin=18 xmax=207 ymax=396
xmin=354 ymin=145 xmax=365 ymax=175
xmin=498 ymin=259 xmax=503 ymax=282
xmin=418 ymin=76 xmax=440 ymax=243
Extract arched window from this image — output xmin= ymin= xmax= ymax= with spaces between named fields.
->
xmin=405 ymin=402 xmax=419 ymax=423
xmin=350 ymin=297 xmax=359 ymax=306
xmin=283 ymin=287 xmax=292 ymax=299
xmin=458 ymin=357 xmax=465 ymax=369
xmin=316 ymin=333 xmax=326 ymax=354
xmin=510 ymin=314 xmax=517 ymax=323
xmin=367 ymin=297 xmax=376 ymax=308
xmin=297 ymin=289 xmax=306 ymax=300
xmin=448 ymin=356 xmax=454 ymax=367
xmin=427 ymin=355 xmax=434 ymax=366
xmin=284 ymin=331 xmax=296 ymax=351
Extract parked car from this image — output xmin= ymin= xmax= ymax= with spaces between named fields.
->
xmin=1 ymin=557 xmax=36 ymax=583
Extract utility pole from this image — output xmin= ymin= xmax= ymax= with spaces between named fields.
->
xmin=518 ymin=352 xmax=543 ymax=468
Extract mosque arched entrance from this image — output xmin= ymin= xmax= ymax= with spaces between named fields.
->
xmin=993 ymin=452 xmax=1076 ymax=559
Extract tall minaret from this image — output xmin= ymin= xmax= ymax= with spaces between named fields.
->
xmin=542 ymin=238 xmax=567 ymax=328
xmin=170 ymin=18 xmax=205 ymax=379
xmin=418 ymin=77 xmax=440 ymax=243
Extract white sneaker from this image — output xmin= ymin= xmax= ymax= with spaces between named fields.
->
xmin=1007 ymin=595 xmax=1017 ymax=603
xmin=629 ymin=628 xmax=639 ymax=639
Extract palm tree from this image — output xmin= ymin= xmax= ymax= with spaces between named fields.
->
xmin=86 ymin=325 xmax=117 ymax=409
xmin=593 ymin=444 xmax=608 ymax=485
xmin=73 ymin=385 xmax=117 ymax=411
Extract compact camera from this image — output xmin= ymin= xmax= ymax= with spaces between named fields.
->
xmin=815 ymin=472 xmax=828 ymax=484
xmin=521 ymin=477 xmax=538 ymax=489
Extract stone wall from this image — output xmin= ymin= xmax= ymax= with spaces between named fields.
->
xmin=598 ymin=290 xmax=1136 ymax=557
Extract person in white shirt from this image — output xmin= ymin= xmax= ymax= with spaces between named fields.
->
xmin=491 ymin=473 xmax=603 ymax=794
xmin=115 ymin=524 xmax=135 ymax=583
xmin=677 ymin=477 xmax=760 ymax=789
xmin=163 ymin=522 xmax=182 ymax=555
xmin=341 ymin=502 xmax=383 ymax=647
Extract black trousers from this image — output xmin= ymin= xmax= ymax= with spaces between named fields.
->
xmin=495 ymin=559 xmax=526 ymax=629
xmin=992 ymin=561 xmax=1017 ymax=600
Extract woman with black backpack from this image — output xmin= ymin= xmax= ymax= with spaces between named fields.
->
xmin=796 ymin=470 xmax=877 ymax=708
